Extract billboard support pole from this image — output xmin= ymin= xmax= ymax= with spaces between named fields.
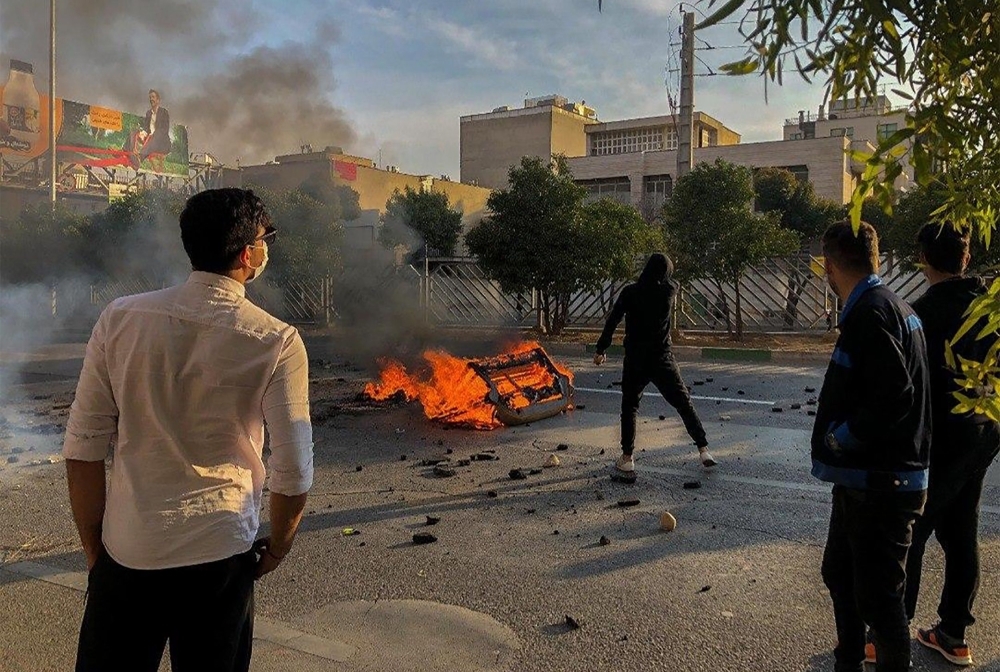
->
xmin=49 ymin=0 xmax=57 ymax=208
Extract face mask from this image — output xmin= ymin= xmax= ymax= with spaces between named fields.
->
xmin=246 ymin=243 xmax=268 ymax=283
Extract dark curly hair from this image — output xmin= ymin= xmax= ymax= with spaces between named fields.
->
xmin=179 ymin=188 xmax=271 ymax=273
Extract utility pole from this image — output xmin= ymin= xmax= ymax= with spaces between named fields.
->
xmin=676 ymin=10 xmax=695 ymax=178
xmin=49 ymin=0 xmax=57 ymax=208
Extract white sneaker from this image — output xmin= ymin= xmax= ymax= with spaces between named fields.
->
xmin=698 ymin=448 xmax=717 ymax=468
xmin=614 ymin=454 xmax=635 ymax=473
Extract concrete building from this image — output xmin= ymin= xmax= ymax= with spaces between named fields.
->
xmin=239 ymin=146 xmax=492 ymax=251
xmin=461 ymin=94 xmax=896 ymax=217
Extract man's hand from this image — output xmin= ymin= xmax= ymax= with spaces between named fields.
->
xmin=594 ymin=353 xmax=607 ymax=366
xmin=252 ymin=537 xmax=286 ymax=579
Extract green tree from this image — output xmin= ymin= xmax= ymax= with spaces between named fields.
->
xmin=0 ymin=204 xmax=88 ymax=284
xmin=664 ymin=159 xmax=799 ymax=340
xmin=754 ymin=167 xmax=842 ymax=329
xmin=252 ymin=186 xmax=345 ymax=282
xmin=465 ymin=155 xmax=660 ymax=334
xmin=379 ymin=187 xmax=464 ymax=258
xmin=698 ymin=0 xmax=1000 ymax=418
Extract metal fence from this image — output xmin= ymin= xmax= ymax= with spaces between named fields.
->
xmin=45 ymin=254 xmax=929 ymax=332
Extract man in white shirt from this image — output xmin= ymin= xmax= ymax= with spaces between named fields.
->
xmin=64 ymin=188 xmax=314 ymax=672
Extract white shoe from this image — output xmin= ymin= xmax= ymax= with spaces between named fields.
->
xmin=699 ymin=448 xmax=717 ymax=468
xmin=614 ymin=454 xmax=635 ymax=473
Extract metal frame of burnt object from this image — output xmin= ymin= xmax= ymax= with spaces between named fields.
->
xmin=467 ymin=346 xmax=574 ymax=426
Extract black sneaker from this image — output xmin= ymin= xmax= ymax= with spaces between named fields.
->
xmin=917 ymin=624 xmax=973 ymax=666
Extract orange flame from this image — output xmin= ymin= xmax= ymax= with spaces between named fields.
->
xmin=364 ymin=341 xmax=573 ymax=430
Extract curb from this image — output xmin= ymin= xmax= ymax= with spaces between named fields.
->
xmin=575 ymin=343 xmax=831 ymax=366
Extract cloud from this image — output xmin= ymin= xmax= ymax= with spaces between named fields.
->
xmin=423 ymin=16 xmax=521 ymax=71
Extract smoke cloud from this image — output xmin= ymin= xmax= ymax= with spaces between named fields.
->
xmin=0 ymin=0 xmax=356 ymax=165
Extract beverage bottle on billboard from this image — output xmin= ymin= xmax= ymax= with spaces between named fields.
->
xmin=1 ymin=60 xmax=42 ymax=152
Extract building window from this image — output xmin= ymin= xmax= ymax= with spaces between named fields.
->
xmin=590 ymin=127 xmax=668 ymax=156
xmin=577 ymin=177 xmax=632 ymax=204
xmin=642 ymin=174 xmax=673 ymax=221
xmin=877 ymin=123 xmax=898 ymax=140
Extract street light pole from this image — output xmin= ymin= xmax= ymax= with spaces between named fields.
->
xmin=49 ymin=0 xmax=57 ymax=208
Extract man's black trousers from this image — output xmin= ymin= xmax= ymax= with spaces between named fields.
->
xmin=76 ymin=547 xmax=256 ymax=672
xmin=620 ymin=353 xmax=707 ymax=454
xmin=822 ymin=485 xmax=925 ymax=672
xmin=904 ymin=422 xmax=1000 ymax=639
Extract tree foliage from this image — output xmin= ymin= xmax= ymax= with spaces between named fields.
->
xmin=252 ymin=186 xmax=348 ymax=282
xmin=754 ymin=167 xmax=841 ymax=239
xmin=466 ymin=155 xmax=661 ymax=334
xmin=379 ymin=187 xmax=464 ymax=258
xmin=0 ymin=204 xmax=88 ymax=284
xmin=699 ymin=0 xmax=1000 ymax=418
xmin=664 ymin=159 xmax=799 ymax=339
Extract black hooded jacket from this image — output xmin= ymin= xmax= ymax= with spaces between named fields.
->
xmin=912 ymin=276 xmax=996 ymax=430
xmin=596 ymin=254 xmax=677 ymax=360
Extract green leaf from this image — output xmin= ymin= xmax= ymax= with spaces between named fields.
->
xmin=721 ymin=58 xmax=760 ymax=76
xmin=697 ymin=0 xmax=746 ymax=30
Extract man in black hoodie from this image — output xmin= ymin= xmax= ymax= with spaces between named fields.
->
xmin=594 ymin=253 xmax=715 ymax=473
xmin=903 ymin=224 xmax=1000 ymax=667
xmin=812 ymin=222 xmax=930 ymax=672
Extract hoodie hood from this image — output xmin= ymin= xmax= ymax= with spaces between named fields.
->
xmin=638 ymin=253 xmax=674 ymax=285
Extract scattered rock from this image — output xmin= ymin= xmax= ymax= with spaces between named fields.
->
xmin=509 ymin=468 xmax=528 ymax=480
xmin=612 ymin=381 xmax=622 ymax=386
xmin=556 ymin=444 xmax=569 ymax=451
xmin=771 ymin=407 xmax=783 ymax=413
xmin=600 ymin=448 xmax=606 ymax=455
xmin=412 ymin=533 xmax=437 ymax=545
xmin=529 ymin=468 xmax=543 ymax=475
xmin=706 ymin=377 xmax=714 ymax=383
xmin=565 ymin=615 xmax=582 ymax=630
xmin=659 ymin=511 xmax=677 ymax=531
xmin=421 ymin=458 xmax=447 ymax=466
xmin=545 ymin=454 xmax=561 ymax=468
xmin=6 ymin=456 xmax=19 ymax=464
xmin=659 ymin=415 xmax=666 ymax=421
xmin=552 ymin=530 xmax=560 ymax=535
xmin=435 ymin=439 xmax=445 ymax=446
xmin=525 ymin=508 xmax=536 ymax=514
xmin=11 ymin=447 xmax=25 ymax=454
xmin=395 ymin=428 xmax=405 ymax=435
xmin=575 ymin=404 xmax=586 ymax=410
xmin=719 ymin=414 xmax=732 ymax=421
xmin=699 ymin=585 xmax=712 ymax=593
xmin=341 ymin=527 xmax=361 ymax=536
xmin=790 ymin=403 xmax=802 ymax=410
xmin=807 ymin=398 xmax=817 ymax=406
xmin=737 ymin=390 xmax=745 ymax=395
xmin=472 ymin=453 xmax=499 ymax=461
xmin=606 ymin=384 xmax=614 ymax=389
xmin=807 ymin=410 xmax=817 ymax=416
xmin=722 ymin=387 xmax=729 ymax=391
xmin=355 ymin=465 xmax=363 ymax=472
xmin=683 ymin=480 xmax=701 ymax=490
xmin=805 ymin=387 xmax=816 ymax=393
xmin=721 ymin=611 xmax=735 ymax=619
xmin=446 ymin=448 xmax=453 ymax=454
xmin=434 ymin=465 xmax=457 ymax=478
xmin=456 ymin=459 xmax=472 ymax=467
xmin=487 ymin=490 xmax=498 ymax=498
xmin=617 ymin=498 xmax=640 ymax=507
xmin=599 ymin=535 xmax=610 ymax=546
xmin=611 ymin=471 xmax=637 ymax=484
xmin=693 ymin=380 xmax=704 ymax=386
xmin=47 ymin=456 xmax=61 ymax=464
xmin=425 ymin=516 xmax=441 ymax=526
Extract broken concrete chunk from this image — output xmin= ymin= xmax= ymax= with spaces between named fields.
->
xmin=565 ymin=615 xmax=582 ymax=629
xmin=683 ymin=481 xmax=701 ymax=490
xmin=599 ymin=535 xmax=610 ymax=546
xmin=805 ymin=387 xmax=817 ymax=393
xmin=486 ymin=490 xmax=499 ymax=498
xmin=425 ymin=516 xmax=441 ymax=526
xmin=659 ymin=511 xmax=677 ymax=531
xmin=433 ymin=465 xmax=457 ymax=477
xmin=617 ymin=498 xmax=640 ymax=507
xmin=771 ymin=407 xmax=783 ymax=413
xmin=699 ymin=585 xmax=712 ymax=593
xmin=719 ymin=414 xmax=732 ymax=421
xmin=509 ymin=468 xmax=528 ymax=480
xmin=545 ymin=454 xmax=561 ymax=468
xmin=556 ymin=444 xmax=569 ymax=451
xmin=790 ymin=403 xmax=802 ymax=410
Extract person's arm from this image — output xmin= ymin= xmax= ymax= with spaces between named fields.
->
xmin=256 ymin=329 xmax=314 ymax=578
xmin=66 ymin=461 xmax=106 ymax=570
xmin=595 ymin=289 xmax=628 ymax=355
xmin=829 ymin=309 xmax=916 ymax=450
xmin=62 ymin=310 xmax=117 ymax=568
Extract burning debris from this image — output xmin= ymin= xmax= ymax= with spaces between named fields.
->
xmin=363 ymin=342 xmax=574 ymax=430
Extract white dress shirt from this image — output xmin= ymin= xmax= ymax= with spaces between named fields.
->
xmin=63 ymin=272 xmax=313 ymax=570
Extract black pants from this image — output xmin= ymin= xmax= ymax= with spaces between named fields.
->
xmin=822 ymin=485 xmax=926 ymax=672
xmin=904 ymin=422 xmax=1000 ymax=639
xmin=76 ymin=548 xmax=256 ymax=672
xmin=620 ymin=353 xmax=707 ymax=455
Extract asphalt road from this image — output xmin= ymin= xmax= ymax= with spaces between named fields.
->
xmin=2 ymin=347 xmax=999 ymax=671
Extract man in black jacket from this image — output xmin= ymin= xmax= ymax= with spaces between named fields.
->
xmin=812 ymin=222 xmax=931 ymax=672
xmin=594 ymin=253 xmax=715 ymax=474
xmin=903 ymin=224 xmax=999 ymax=666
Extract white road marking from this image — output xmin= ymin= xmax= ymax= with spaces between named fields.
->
xmin=575 ymin=386 xmax=776 ymax=406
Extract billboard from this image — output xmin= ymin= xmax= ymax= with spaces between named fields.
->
xmin=0 ymin=59 xmax=189 ymax=177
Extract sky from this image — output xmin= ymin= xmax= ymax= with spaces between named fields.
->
xmin=0 ymin=0 xmax=834 ymax=180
